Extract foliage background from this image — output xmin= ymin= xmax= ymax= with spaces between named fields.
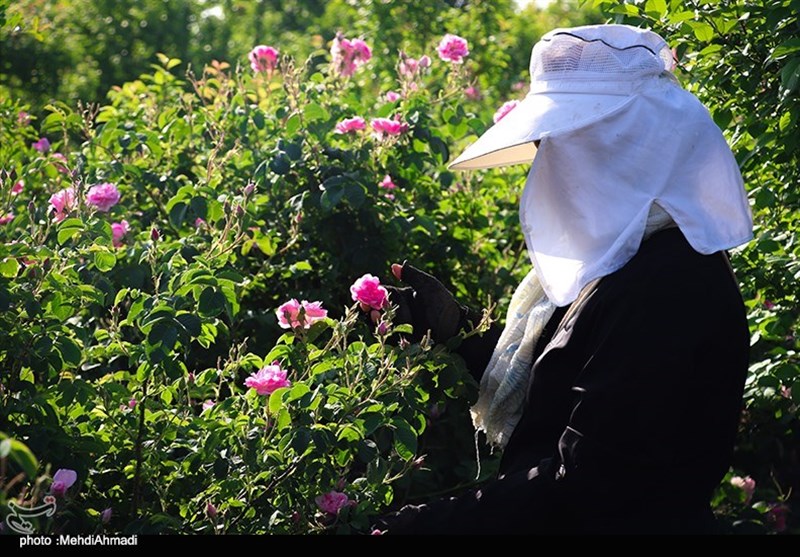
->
xmin=0 ymin=0 xmax=797 ymax=535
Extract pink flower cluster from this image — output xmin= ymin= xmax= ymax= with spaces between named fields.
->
xmin=49 ymin=187 xmax=76 ymax=222
xmin=398 ymin=52 xmax=431 ymax=79
xmin=249 ymin=45 xmax=279 ymax=74
xmin=32 ymin=137 xmax=50 ymax=153
xmin=86 ymin=183 xmax=121 ymax=212
xmin=437 ymin=34 xmax=469 ymax=64
xmin=464 ymin=85 xmax=482 ymax=101
xmin=334 ymin=116 xmax=366 ymax=134
xmin=493 ymin=100 xmax=520 ymax=124
xmin=331 ymin=35 xmax=372 ymax=77
xmin=51 ymin=468 xmax=77 ymax=498
xmin=730 ymin=475 xmax=756 ymax=504
xmin=350 ymin=273 xmax=388 ymax=310
xmin=379 ymin=175 xmax=397 ymax=190
xmin=275 ymin=298 xmax=328 ymax=329
xmin=371 ymin=117 xmax=409 ymax=139
xmin=112 ymin=220 xmax=130 ymax=247
xmin=315 ymin=490 xmax=350 ymax=515
xmin=245 ymin=362 xmax=291 ymax=396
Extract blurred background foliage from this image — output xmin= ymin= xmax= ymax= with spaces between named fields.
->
xmin=0 ymin=0 xmax=600 ymax=114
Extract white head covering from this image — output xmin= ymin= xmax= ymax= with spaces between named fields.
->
xmin=450 ymin=24 xmax=753 ymax=306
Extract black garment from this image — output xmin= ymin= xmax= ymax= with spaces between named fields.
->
xmin=385 ymin=228 xmax=749 ymax=534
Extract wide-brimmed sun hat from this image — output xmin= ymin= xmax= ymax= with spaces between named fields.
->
xmin=449 ymin=24 xmax=675 ymax=170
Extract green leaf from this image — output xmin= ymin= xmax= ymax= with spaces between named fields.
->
xmin=771 ymin=38 xmax=800 ymax=60
xmin=644 ymin=0 xmax=667 ymax=17
xmin=0 ymin=433 xmax=38 ymax=479
xmin=57 ymin=218 xmax=85 ymax=245
xmin=285 ymin=113 xmax=301 ymax=136
xmin=392 ymin=418 xmax=417 ymax=461
xmin=304 ymin=102 xmax=329 ymax=122
xmin=93 ymin=249 xmax=116 ymax=272
xmin=688 ymin=21 xmax=714 ymax=42
xmin=56 ymin=337 xmax=82 ymax=366
xmin=176 ymin=313 xmax=202 ymax=337
xmin=0 ymin=258 xmax=19 ymax=278
xmin=198 ymin=287 xmax=226 ymax=317
xmin=268 ymin=387 xmax=290 ymax=414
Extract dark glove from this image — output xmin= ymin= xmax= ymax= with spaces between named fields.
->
xmin=386 ymin=262 xmax=478 ymax=344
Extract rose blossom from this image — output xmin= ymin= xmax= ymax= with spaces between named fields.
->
xmin=202 ymin=400 xmax=215 ymax=411
xmin=52 ymin=152 xmax=69 ymax=174
xmin=315 ymin=490 xmax=350 ymax=515
xmin=730 ymin=476 xmax=756 ymax=504
xmin=275 ymin=299 xmax=328 ymax=329
xmin=398 ymin=53 xmax=431 ymax=78
xmin=249 ymin=45 xmax=279 ymax=73
xmin=331 ymin=34 xmax=372 ymax=77
xmin=0 ymin=214 xmax=13 ymax=225
xmin=464 ymin=85 xmax=482 ymax=101
xmin=350 ymin=273 xmax=388 ymax=310
xmin=437 ymin=34 xmax=469 ymax=64
xmin=334 ymin=116 xmax=366 ymax=134
xmin=111 ymin=220 xmax=129 ymax=247
xmin=493 ymin=100 xmax=520 ymax=123
xmin=11 ymin=181 xmax=23 ymax=195
xmin=245 ymin=362 xmax=291 ymax=396
xmin=32 ymin=137 xmax=50 ymax=153
xmin=49 ymin=187 xmax=76 ymax=222
xmin=50 ymin=468 xmax=77 ymax=497
xmin=385 ymin=91 xmax=401 ymax=103
xmin=86 ymin=183 xmax=121 ymax=212
xmin=379 ymin=175 xmax=397 ymax=190
xmin=371 ymin=117 xmax=409 ymax=139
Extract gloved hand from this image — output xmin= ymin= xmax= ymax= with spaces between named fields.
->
xmin=385 ymin=262 xmax=477 ymax=344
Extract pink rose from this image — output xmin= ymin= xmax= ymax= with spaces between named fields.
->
xmin=11 ymin=181 xmax=23 ymax=195
xmin=350 ymin=273 xmax=388 ymax=310
xmin=249 ymin=45 xmax=279 ymax=74
xmin=385 ymin=91 xmax=402 ymax=103
xmin=437 ymin=34 xmax=469 ymax=64
xmin=464 ymin=85 xmax=482 ymax=101
xmin=275 ymin=299 xmax=328 ymax=329
xmin=0 ymin=214 xmax=13 ymax=225
xmin=33 ymin=137 xmax=50 ymax=153
xmin=334 ymin=116 xmax=367 ymax=134
xmin=315 ymin=490 xmax=350 ymax=515
xmin=398 ymin=53 xmax=431 ymax=79
xmin=128 ymin=398 xmax=137 ymax=409
xmin=86 ymin=183 xmax=121 ymax=212
xmin=49 ymin=187 xmax=76 ymax=222
xmin=331 ymin=34 xmax=372 ymax=77
xmin=370 ymin=117 xmax=409 ymax=139
xmin=202 ymin=400 xmax=215 ymax=411
xmin=52 ymin=152 xmax=69 ymax=174
xmin=379 ymin=175 xmax=397 ymax=190
xmin=111 ymin=220 xmax=129 ymax=248
xmin=245 ymin=362 xmax=291 ymax=396
xmin=18 ymin=111 xmax=31 ymax=126
xmin=767 ymin=503 xmax=789 ymax=533
xmin=493 ymin=100 xmax=520 ymax=124
xmin=50 ymin=468 xmax=77 ymax=497
xmin=730 ymin=475 xmax=756 ymax=504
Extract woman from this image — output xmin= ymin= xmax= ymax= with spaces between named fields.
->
xmin=377 ymin=24 xmax=753 ymax=534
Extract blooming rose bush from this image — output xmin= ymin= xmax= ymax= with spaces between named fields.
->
xmin=0 ymin=4 xmax=795 ymax=536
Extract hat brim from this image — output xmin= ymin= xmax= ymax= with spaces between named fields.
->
xmin=448 ymin=91 xmax=630 ymax=170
